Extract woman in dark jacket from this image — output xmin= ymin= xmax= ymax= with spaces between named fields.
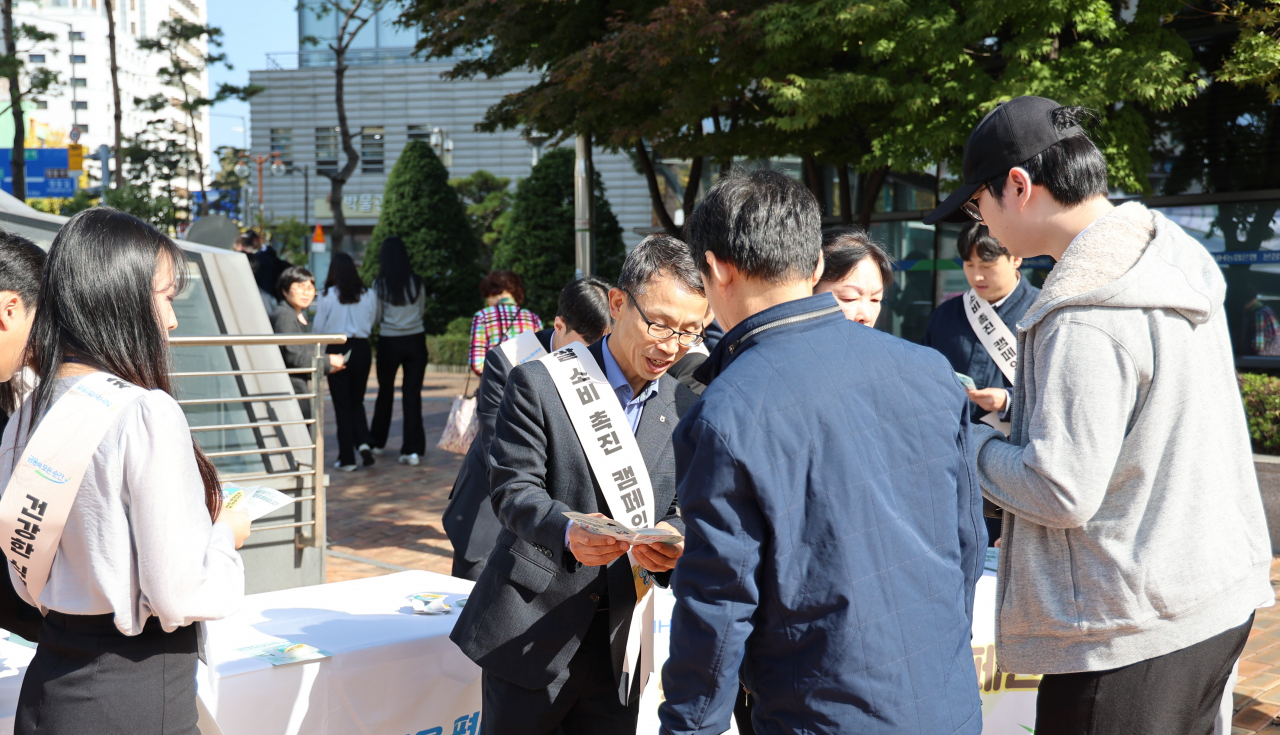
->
xmin=270 ymin=266 xmax=345 ymax=420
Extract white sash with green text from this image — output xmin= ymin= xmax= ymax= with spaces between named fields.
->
xmin=0 ymin=372 xmax=147 ymax=601
xmin=537 ymin=342 xmax=657 ymax=702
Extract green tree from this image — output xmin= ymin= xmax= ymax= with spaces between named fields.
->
xmin=492 ymin=147 xmax=625 ymax=321
xmin=449 ymin=169 xmax=512 ymax=270
xmin=263 ymin=215 xmax=310 ymax=265
xmin=1210 ymin=0 xmax=1280 ymax=101
xmin=103 ymin=183 xmax=176 ymax=228
xmin=360 ymin=140 xmax=480 ymax=333
xmin=0 ymin=17 xmax=59 ymax=200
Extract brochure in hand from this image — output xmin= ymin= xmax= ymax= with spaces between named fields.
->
xmin=955 ymin=372 xmax=977 ymax=391
xmin=220 ymin=485 xmax=295 ymax=521
xmin=563 ymin=511 xmax=683 ymax=545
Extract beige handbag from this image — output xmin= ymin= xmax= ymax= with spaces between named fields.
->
xmin=437 ymin=372 xmax=478 ymax=455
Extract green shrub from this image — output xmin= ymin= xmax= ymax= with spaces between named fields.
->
xmin=1240 ymin=372 xmax=1280 ymax=454
xmin=445 ymin=316 xmax=473 ymax=336
xmin=426 ymin=334 xmax=470 ymax=366
xmin=492 ymin=147 xmax=626 ymax=322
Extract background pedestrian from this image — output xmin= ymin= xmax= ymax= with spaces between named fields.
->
xmin=468 ymin=270 xmax=542 ymax=376
xmin=314 ymin=252 xmax=378 ymax=471
xmin=369 ymin=236 xmax=429 ymax=466
xmin=270 ymin=266 xmax=345 ymax=421
xmin=813 ymin=226 xmax=895 ymax=327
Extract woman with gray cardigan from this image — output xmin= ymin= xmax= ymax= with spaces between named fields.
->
xmin=369 ymin=236 xmax=429 ymax=466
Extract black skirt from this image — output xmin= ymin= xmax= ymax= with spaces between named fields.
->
xmin=16 ymin=611 xmax=199 ymax=735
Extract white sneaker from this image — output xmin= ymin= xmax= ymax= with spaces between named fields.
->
xmin=370 ymin=446 xmax=386 ymax=456
xmin=398 ymin=453 xmax=420 ymax=466
xmin=333 ymin=461 xmax=358 ymax=472
xmin=358 ymin=444 xmax=376 ymax=466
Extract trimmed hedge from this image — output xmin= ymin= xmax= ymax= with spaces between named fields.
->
xmin=1240 ymin=372 xmax=1280 ymax=455
xmin=426 ymin=334 xmax=470 ymax=366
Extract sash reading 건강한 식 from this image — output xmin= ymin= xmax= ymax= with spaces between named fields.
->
xmin=537 ymin=342 xmax=658 ymax=703
xmin=0 ymin=372 xmax=147 ymax=602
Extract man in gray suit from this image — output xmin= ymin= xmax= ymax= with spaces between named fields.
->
xmin=450 ymin=235 xmax=707 ymax=734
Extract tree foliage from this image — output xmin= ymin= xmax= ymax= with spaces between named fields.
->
xmin=1210 ymin=0 xmax=1280 ymax=102
xmin=449 ymin=169 xmax=513 ymax=270
xmin=360 ymin=140 xmax=480 ymax=333
xmin=491 ymin=147 xmax=625 ymax=321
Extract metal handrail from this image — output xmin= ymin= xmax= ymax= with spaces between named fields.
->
xmin=169 ymin=333 xmax=341 ymax=554
xmin=171 ymin=334 xmax=347 ymax=347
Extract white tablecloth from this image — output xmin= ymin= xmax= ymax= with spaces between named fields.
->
xmin=0 ymin=562 xmax=1035 ymax=735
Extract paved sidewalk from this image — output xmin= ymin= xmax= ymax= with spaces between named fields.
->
xmin=1232 ymin=559 xmax=1280 ymax=733
xmin=320 ymin=366 xmax=470 ymax=583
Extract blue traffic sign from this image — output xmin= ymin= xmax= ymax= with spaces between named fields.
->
xmin=0 ymin=148 xmax=77 ymax=198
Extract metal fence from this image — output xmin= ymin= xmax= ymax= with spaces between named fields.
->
xmin=169 ymin=333 xmax=346 ymax=553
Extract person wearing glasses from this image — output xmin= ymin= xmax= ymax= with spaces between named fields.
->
xmin=450 ymin=235 xmax=706 ymax=735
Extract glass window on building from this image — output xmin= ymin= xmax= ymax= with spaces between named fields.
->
xmin=361 ymin=126 xmax=384 ymax=174
xmin=407 ymin=125 xmax=430 ymax=142
xmin=70 ymin=55 xmax=85 ymax=64
xmin=34 ymin=100 xmax=46 ymax=109
xmin=69 ymin=31 xmax=85 ymax=41
xmin=74 ymin=124 xmax=88 ymax=134
xmin=270 ymin=128 xmax=293 ymax=166
xmin=72 ymin=101 xmax=87 ymax=110
xmin=71 ymin=77 xmax=86 ymax=87
xmin=27 ymin=54 xmax=44 ymax=63
xmin=316 ymin=127 xmax=339 ymax=173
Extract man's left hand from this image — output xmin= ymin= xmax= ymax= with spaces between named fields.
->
xmin=966 ymin=387 xmax=1008 ymax=413
xmin=631 ymin=521 xmax=685 ymax=573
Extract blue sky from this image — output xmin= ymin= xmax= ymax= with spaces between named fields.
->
xmin=207 ymin=0 xmax=298 ymax=153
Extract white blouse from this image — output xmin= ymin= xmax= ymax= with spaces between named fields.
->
xmin=313 ymin=288 xmax=378 ymax=339
xmin=0 ymin=377 xmax=245 ymax=635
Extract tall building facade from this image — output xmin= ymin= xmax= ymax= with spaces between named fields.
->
xmin=7 ymin=0 xmax=211 ymax=190
xmin=247 ymin=3 xmax=653 ymax=255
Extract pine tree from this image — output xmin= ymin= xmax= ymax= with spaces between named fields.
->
xmin=361 ymin=140 xmax=481 ymax=333
xmin=492 ymin=147 xmax=626 ymax=321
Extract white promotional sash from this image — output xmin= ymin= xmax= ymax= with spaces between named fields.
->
xmin=963 ymin=289 xmax=1018 ymax=384
xmin=497 ymin=329 xmax=547 ymax=367
xmin=0 ymin=372 xmax=147 ymax=601
xmin=537 ymin=342 xmax=658 ymax=702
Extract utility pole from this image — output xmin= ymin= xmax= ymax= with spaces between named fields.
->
xmin=573 ymin=133 xmax=594 ymax=279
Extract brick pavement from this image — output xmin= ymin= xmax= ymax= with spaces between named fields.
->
xmin=320 ymin=365 xmax=471 ymax=583
xmin=318 ymin=364 xmax=1280 ymax=730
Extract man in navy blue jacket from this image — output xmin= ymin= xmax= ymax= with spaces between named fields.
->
xmin=659 ymin=169 xmax=985 ymax=735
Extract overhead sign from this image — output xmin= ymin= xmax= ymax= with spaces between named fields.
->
xmin=314 ymin=192 xmax=383 ymax=219
xmin=0 ymin=148 xmax=76 ymax=198
xmin=68 ymin=144 xmax=84 ymax=172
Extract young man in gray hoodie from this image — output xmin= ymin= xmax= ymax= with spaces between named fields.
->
xmin=924 ymin=96 xmax=1274 ymax=733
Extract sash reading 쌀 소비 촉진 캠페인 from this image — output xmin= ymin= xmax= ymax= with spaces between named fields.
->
xmin=536 ymin=342 xmax=659 ymax=704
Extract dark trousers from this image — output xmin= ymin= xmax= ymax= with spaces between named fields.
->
xmin=371 ymin=332 xmax=428 ymax=456
xmin=481 ymin=610 xmax=639 ymax=735
xmin=1036 ymin=614 xmax=1253 ymax=735
xmin=327 ymin=338 xmax=372 ymax=466
xmin=17 ymin=612 xmax=199 ymax=735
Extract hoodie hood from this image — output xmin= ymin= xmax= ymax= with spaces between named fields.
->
xmin=1020 ymin=202 xmax=1225 ymax=332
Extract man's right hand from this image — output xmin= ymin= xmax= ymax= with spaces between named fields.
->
xmin=568 ymin=513 xmax=631 ymax=567
xmin=328 ymin=354 xmax=346 ymax=372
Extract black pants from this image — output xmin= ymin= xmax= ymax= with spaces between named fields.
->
xmin=371 ymin=332 xmax=428 ymax=456
xmin=1036 ymin=614 xmax=1252 ymax=735
xmin=17 ymin=612 xmax=199 ymax=735
xmin=327 ymin=338 xmax=372 ymax=466
xmin=481 ymin=610 xmax=639 ymax=735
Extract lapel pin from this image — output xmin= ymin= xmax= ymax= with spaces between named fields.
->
xmin=659 ymin=415 xmax=667 ymax=423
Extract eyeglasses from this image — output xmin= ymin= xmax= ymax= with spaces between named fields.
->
xmin=962 ymin=185 xmax=987 ymax=222
xmin=623 ymin=288 xmax=705 ymax=347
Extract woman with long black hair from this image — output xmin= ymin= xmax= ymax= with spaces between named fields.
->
xmin=0 ymin=207 xmax=251 ymax=734
xmin=369 ymin=236 xmax=428 ymax=466
xmin=314 ymin=252 xmax=378 ymax=471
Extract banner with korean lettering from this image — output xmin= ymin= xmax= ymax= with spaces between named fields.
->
xmin=537 ymin=342 xmax=658 ymax=703
xmin=0 ymin=372 xmax=146 ymax=602
xmin=964 ymin=289 xmax=1018 ymax=385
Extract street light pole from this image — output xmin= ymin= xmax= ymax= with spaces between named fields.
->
xmin=237 ymin=151 xmax=283 ymax=229
xmin=574 ymin=133 xmax=594 ymax=279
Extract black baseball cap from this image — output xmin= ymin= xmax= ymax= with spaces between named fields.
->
xmin=923 ymin=96 xmax=1084 ymax=225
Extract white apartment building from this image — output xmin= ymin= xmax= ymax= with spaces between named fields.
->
xmin=10 ymin=0 xmax=211 ymax=190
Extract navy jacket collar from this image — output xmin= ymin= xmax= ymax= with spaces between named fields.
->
xmin=694 ymin=292 xmax=843 ymax=385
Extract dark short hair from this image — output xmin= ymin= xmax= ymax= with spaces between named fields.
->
xmin=685 ymin=168 xmax=822 ymax=284
xmin=276 ymin=266 xmax=315 ymax=300
xmin=0 ymin=230 xmax=44 ymax=307
xmin=957 ymin=222 xmax=1010 ymax=262
xmin=988 ymin=106 xmax=1108 ymax=207
xmin=557 ymin=276 xmax=613 ymax=344
xmin=818 ymin=227 xmax=895 ymax=289
xmin=618 ymin=234 xmax=704 ymax=297
xmin=479 ymin=269 xmax=525 ymax=305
